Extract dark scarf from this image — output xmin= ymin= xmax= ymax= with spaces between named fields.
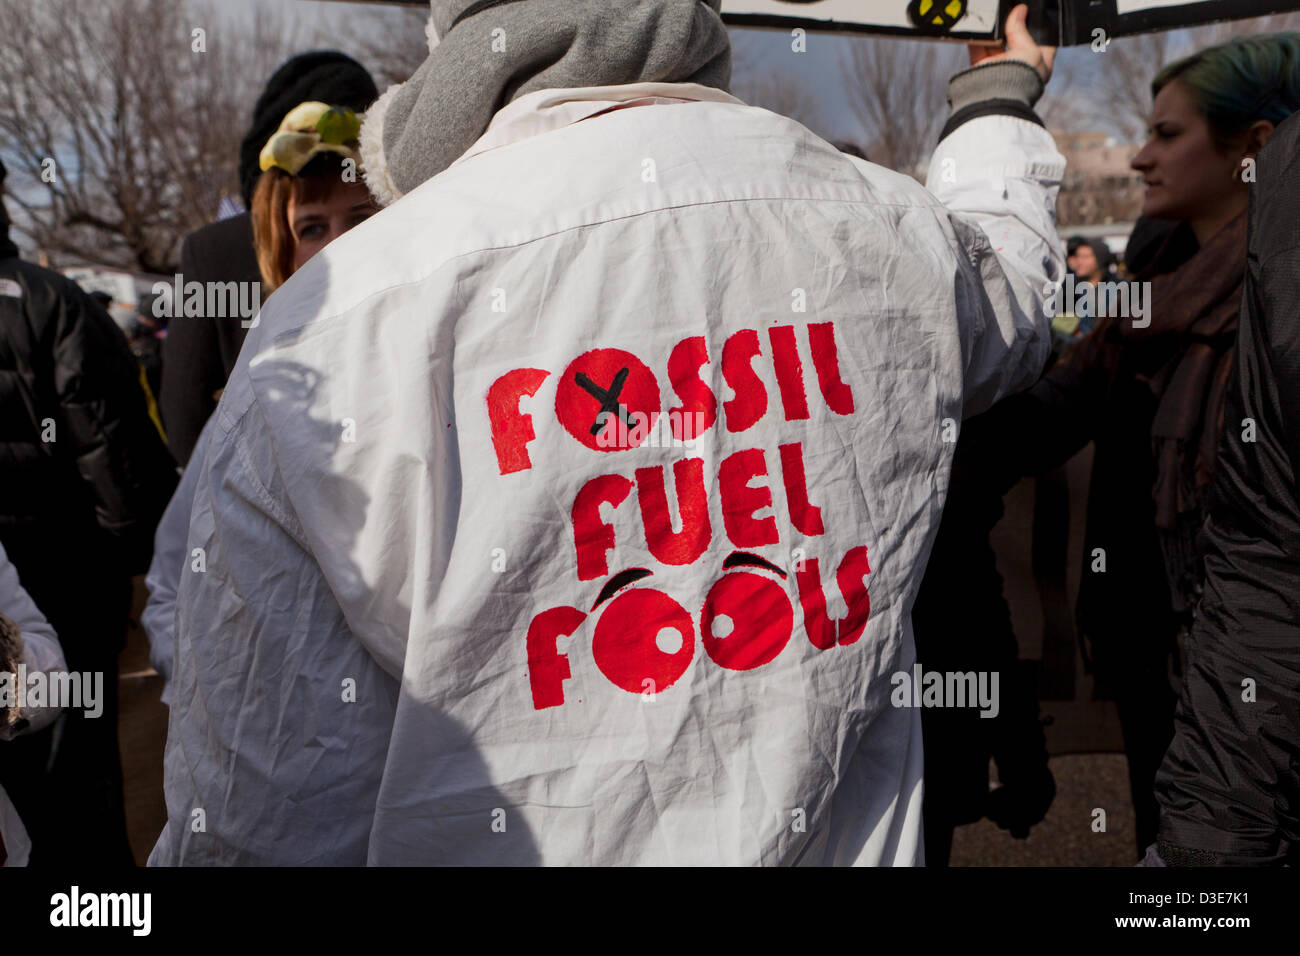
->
xmin=1125 ymin=212 xmax=1247 ymax=532
xmin=1061 ymin=214 xmax=1246 ymax=535
xmin=1057 ymin=213 xmax=1247 ymax=616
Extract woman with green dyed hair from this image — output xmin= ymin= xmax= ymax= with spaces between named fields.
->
xmin=1133 ymin=32 xmax=1300 ymax=241
xmin=969 ymin=31 xmax=1300 ymax=859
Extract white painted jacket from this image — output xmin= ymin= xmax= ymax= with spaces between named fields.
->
xmin=1 ymin=540 xmax=66 ymax=866
xmin=151 ymin=82 xmax=1064 ymax=866
xmin=142 ymin=419 xmax=214 ymax=707
xmin=0 ymin=540 xmax=65 ymax=739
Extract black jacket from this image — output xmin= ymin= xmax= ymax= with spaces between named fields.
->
xmin=0 ymin=229 xmax=177 ymax=661
xmin=1154 ymin=112 xmax=1300 ymax=866
xmin=159 ymin=213 xmax=260 ymax=465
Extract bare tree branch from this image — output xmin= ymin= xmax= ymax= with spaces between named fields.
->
xmin=1077 ymin=13 xmax=1300 ymax=142
xmin=0 ymin=0 xmax=309 ymax=273
xmin=841 ymin=36 xmax=965 ymax=176
xmin=350 ymin=4 xmax=430 ymax=89
xmin=727 ymin=31 xmax=829 ymax=137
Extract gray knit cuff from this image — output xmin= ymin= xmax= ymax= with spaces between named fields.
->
xmin=947 ymin=60 xmax=1045 ymax=114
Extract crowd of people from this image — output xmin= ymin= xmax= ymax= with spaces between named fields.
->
xmin=1 ymin=0 xmax=1296 ymax=867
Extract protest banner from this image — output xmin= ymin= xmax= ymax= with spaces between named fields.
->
xmin=327 ymin=1 xmax=1300 ymax=45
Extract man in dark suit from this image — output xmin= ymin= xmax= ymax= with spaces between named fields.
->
xmin=160 ymin=52 xmax=378 ymax=465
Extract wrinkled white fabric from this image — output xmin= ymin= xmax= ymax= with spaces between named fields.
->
xmin=142 ymin=421 xmax=215 ymax=706
xmin=151 ymin=82 xmax=1064 ymax=866
xmin=1 ymin=540 xmax=65 ymax=865
xmin=0 ymin=540 xmax=66 ymax=737
xmin=0 ymin=783 xmax=30 ymax=866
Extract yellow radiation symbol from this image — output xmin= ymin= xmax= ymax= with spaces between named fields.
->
xmin=907 ymin=0 xmax=968 ymax=31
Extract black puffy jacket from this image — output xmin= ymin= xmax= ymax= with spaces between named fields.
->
xmin=1154 ymin=112 xmax=1300 ymax=866
xmin=0 ymin=226 xmax=177 ymax=662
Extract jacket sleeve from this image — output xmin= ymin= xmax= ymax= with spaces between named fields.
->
xmin=51 ymin=283 xmax=179 ymax=573
xmin=159 ymin=232 xmax=227 ymax=466
xmin=1154 ymin=606 xmax=1298 ymax=865
xmin=142 ymin=418 xmax=214 ymax=705
xmin=151 ymin=358 xmax=398 ymax=865
xmin=960 ymin=329 xmax=1114 ymax=493
xmin=0 ymin=541 xmax=67 ymax=739
xmin=925 ymin=63 xmax=1067 ymax=419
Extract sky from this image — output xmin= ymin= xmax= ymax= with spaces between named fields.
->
xmin=234 ymin=0 xmax=1110 ymax=146
xmin=7 ymin=0 xmax=1286 ymax=271
xmin=730 ymin=28 xmax=1108 ymax=145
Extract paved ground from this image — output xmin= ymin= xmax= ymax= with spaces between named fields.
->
xmin=117 ymin=604 xmax=168 ymax=865
xmin=950 ymin=754 xmax=1136 ymax=866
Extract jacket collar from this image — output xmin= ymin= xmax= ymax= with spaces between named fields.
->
xmin=448 ymin=82 xmax=745 ymax=170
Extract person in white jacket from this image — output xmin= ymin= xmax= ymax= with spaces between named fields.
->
xmin=0 ymin=541 xmax=67 ymax=866
xmin=144 ymin=103 xmax=379 ymax=706
xmin=152 ymin=0 xmax=1065 ymax=866
xmin=141 ymin=421 xmax=212 ymax=706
